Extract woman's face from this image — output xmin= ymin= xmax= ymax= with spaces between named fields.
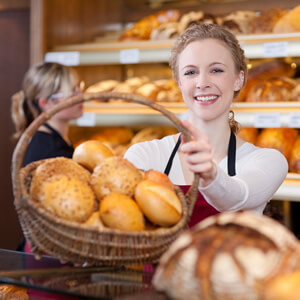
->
xmin=48 ymin=79 xmax=84 ymax=121
xmin=177 ymin=38 xmax=243 ymax=122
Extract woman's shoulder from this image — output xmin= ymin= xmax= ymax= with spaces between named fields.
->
xmin=238 ymin=142 xmax=288 ymax=167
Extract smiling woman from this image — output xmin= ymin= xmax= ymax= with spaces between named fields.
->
xmin=124 ymin=23 xmax=288 ymax=228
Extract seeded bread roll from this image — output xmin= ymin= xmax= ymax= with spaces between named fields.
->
xmin=30 ymin=157 xmax=91 ymax=202
xmin=39 ymin=174 xmax=96 ymax=223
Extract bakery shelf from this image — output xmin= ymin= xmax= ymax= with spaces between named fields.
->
xmin=71 ymin=101 xmax=300 ymax=128
xmin=273 ymin=177 xmax=300 ymax=202
xmin=45 ymin=33 xmax=300 ymax=65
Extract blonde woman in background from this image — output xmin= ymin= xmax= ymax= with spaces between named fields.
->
xmin=11 ymin=62 xmax=84 ymax=166
xmin=11 ymin=62 xmax=84 ymax=252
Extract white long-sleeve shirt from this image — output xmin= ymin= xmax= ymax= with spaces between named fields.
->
xmin=124 ymin=134 xmax=288 ymax=214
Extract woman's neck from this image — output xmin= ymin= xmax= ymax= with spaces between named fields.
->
xmin=40 ymin=120 xmax=70 ymax=143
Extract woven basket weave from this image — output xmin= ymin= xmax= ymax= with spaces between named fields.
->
xmin=11 ymin=92 xmax=200 ymax=266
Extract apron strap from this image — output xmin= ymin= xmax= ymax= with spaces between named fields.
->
xmin=164 ymin=135 xmax=181 ymax=175
xmin=164 ymin=131 xmax=236 ymax=177
xmin=227 ymin=130 xmax=236 ymax=176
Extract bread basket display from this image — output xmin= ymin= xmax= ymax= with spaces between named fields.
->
xmin=11 ymin=92 xmax=200 ymax=266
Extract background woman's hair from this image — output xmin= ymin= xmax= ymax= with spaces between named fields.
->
xmin=169 ymin=23 xmax=247 ymax=133
xmin=11 ymin=62 xmax=77 ymax=142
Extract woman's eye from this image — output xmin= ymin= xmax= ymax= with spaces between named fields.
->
xmin=212 ymin=68 xmax=224 ymax=73
xmin=184 ymin=70 xmax=196 ymax=76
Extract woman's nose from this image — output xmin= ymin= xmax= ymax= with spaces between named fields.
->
xmin=196 ymin=73 xmax=210 ymax=89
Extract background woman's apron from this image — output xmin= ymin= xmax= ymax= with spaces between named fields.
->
xmin=164 ymin=131 xmax=236 ymax=228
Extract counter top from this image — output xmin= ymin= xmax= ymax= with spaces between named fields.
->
xmin=0 ymin=249 xmax=164 ymax=299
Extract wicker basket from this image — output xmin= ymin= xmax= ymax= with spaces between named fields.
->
xmin=11 ymin=92 xmax=200 ymax=266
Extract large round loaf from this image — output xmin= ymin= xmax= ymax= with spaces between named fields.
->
xmin=153 ymin=211 xmax=300 ymax=300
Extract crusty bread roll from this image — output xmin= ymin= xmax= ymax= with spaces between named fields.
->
xmin=289 ymin=136 xmax=300 ymax=173
xmin=90 ymin=127 xmax=134 ymax=145
xmin=246 ymin=77 xmax=296 ymax=102
xmin=134 ymin=179 xmax=182 ymax=227
xmin=99 ymin=192 xmax=145 ymax=231
xmin=273 ymin=5 xmax=300 ymax=33
xmin=73 ymin=140 xmax=114 ymax=172
xmin=130 ymin=127 xmax=166 ymax=144
xmin=0 ymin=285 xmax=28 ymax=300
xmin=236 ymin=60 xmax=296 ymax=102
xmin=135 ymin=82 xmax=160 ymax=100
xmin=86 ymin=79 xmax=119 ymax=93
xmin=91 ymin=156 xmax=143 ymax=201
xmin=248 ymin=8 xmax=288 ymax=34
xmin=144 ymin=169 xmax=175 ymax=191
xmin=237 ymin=127 xmax=258 ymax=144
xmin=263 ymin=270 xmax=300 ymax=300
xmin=83 ymin=211 xmax=104 ymax=229
xmin=30 ymin=157 xmax=91 ymax=202
xmin=256 ymin=128 xmax=298 ymax=160
xmin=39 ymin=174 xmax=96 ymax=223
xmin=150 ymin=22 xmax=181 ymax=40
xmin=217 ymin=10 xmax=258 ymax=35
xmin=119 ymin=9 xmax=180 ymax=41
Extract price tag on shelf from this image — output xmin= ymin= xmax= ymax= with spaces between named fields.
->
xmin=263 ymin=42 xmax=288 ymax=58
xmin=289 ymin=113 xmax=300 ymax=128
xmin=120 ymin=49 xmax=140 ymax=64
xmin=255 ymin=113 xmax=281 ymax=128
xmin=44 ymin=51 xmax=80 ymax=66
xmin=76 ymin=113 xmax=96 ymax=127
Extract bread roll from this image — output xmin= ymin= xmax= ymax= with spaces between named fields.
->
xmin=130 ymin=127 xmax=166 ymax=144
xmin=39 ymin=174 xmax=96 ymax=223
xmin=236 ymin=60 xmax=296 ymax=102
xmin=256 ymin=128 xmax=298 ymax=160
xmin=90 ymin=127 xmax=134 ymax=145
xmin=246 ymin=77 xmax=296 ymax=102
xmin=119 ymin=9 xmax=180 ymax=41
xmin=86 ymin=79 xmax=119 ymax=93
xmin=134 ymin=179 xmax=182 ymax=227
xmin=273 ymin=5 xmax=300 ymax=33
xmin=0 ymin=285 xmax=28 ymax=300
xmin=135 ymin=82 xmax=160 ymax=100
xmin=144 ymin=170 xmax=174 ymax=191
xmin=99 ymin=192 xmax=145 ymax=231
xmin=263 ymin=270 xmax=300 ymax=300
xmin=91 ymin=156 xmax=143 ymax=201
xmin=150 ymin=22 xmax=180 ymax=40
xmin=289 ymin=136 xmax=300 ymax=173
xmin=248 ymin=8 xmax=288 ymax=34
xmin=73 ymin=140 xmax=114 ymax=171
xmin=83 ymin=211 xmax=104 ymax=229
xmin=30 ymin=157 xmax=91 ymax=202
xmin=237 ymin=127 xmax=258 ymax=144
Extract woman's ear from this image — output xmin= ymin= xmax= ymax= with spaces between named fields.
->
xmin=37 ymin=97 xmax=49 ymax=111
xmin=234 ymin=71 xmax=245 ymax=91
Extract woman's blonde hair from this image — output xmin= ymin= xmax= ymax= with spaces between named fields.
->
xmin=11 ymin=62 xmax=78 ymax=141
xmin=170 ymin=23 xmax=248 ymax=133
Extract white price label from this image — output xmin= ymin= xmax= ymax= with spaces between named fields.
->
xmin=289 ymin=113 xmax=300 ymax=128
xmin=255 ymin=113 xmax=281 ymax=128
xmin=263 ymin=42 xmax=288 ymax=58
xmin=76 ymin=113 xmax=96 ymax=127
xmin=120 ymin=49 xmax=140 ymax=64
xmin=44 ymin=51 xmax=80 ymax=66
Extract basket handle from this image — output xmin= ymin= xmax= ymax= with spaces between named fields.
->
xmin=11 ymin=92 xmax=200 ymax=217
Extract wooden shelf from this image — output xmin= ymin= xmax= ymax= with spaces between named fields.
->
xmin=45 ymin=33 xmax=300 ymax=65
xmin=71 ymin=101 xmax=300 ymax=128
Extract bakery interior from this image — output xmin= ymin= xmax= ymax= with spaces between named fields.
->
xmin=1 ymin=0 xmax=300 ymax=298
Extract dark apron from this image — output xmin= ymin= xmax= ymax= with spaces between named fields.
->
xmin=164 ymin=131 xmax=236 ymax=228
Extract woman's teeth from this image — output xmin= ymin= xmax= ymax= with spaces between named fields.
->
xmin=195 ymin=95 xmax=218 ymax=102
